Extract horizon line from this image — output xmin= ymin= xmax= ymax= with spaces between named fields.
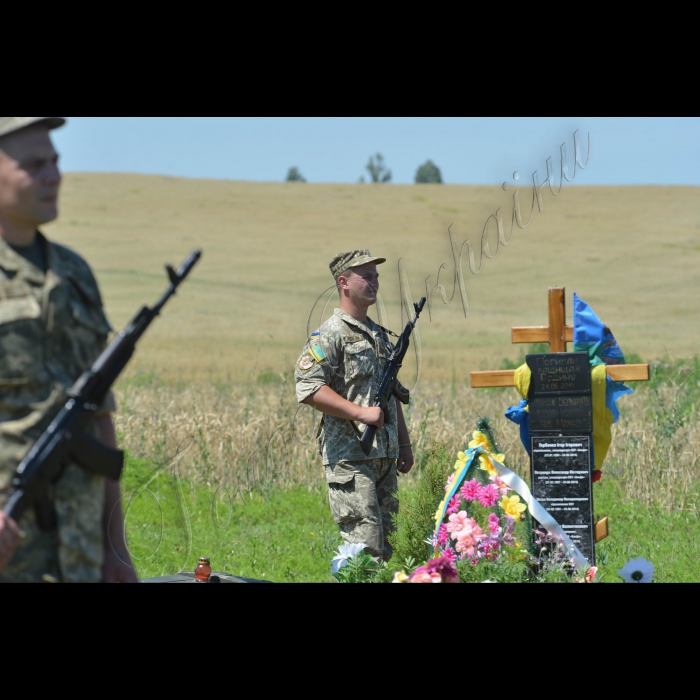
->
xmin=61 ymin=172 xmax=700 ymax=188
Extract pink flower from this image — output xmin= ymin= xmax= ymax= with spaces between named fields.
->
xmin=444 ymin=474 xmax=455 ymax=493
xmin=446 ymin=495 xmax=462 ymax=515
xmin=426 ymin=556 xmax=460 ymax=583
xmin=488 ymin=513 xmax=500 ymax=534
xmin=477 ymin=484 xmax=500 ymax=508
xmin=489 ymin=475 xmax=512 ymax=497
xmin=480 ymin=538 xmax=501 ymax=559
xmin=460 ymin=479 xmax=481 ymax=502
xmin=446 ymin=511 xmax=471 ymax=536
xmin=455 ymin=531 xmax=473 ymax=548
xmin=585 ymin=567 xmax=598 ymax=584
xmin=410 ymin=557 xmax=460 ymax=584
xmin=410 ymin=569 xmax=442 ymax=583
xmin=437 ymin=524 xmax=450 ymax=547
xmin=442 ymin=547 xmax=457 ymax=564
xmin=456 ymin=537 xmax=476 ymax=559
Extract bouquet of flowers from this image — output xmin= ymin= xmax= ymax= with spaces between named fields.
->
xmin=431 ymin=427 xmax=530 ymax=572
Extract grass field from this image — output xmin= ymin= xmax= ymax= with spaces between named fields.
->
xmin=115 ymin=357 xmax=700 ymax=582
xmin=121 ymin=469 xmax=700 ymax=583
xmin=43 ymin=174 xmax=700 ymax=582
xmin=44 ymin=175 xmax=700 ymax=384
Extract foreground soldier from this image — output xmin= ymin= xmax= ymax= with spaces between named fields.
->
xmin=295 ymin=251 xmax=414 ymax=563
xmin=0 ymin=117 xmax=136 ymax=582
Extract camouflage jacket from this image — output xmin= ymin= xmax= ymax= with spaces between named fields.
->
xmin=295 ymin=308 xmax=399 ymax=466
xmin=0 ymin=233 xmax=114 ymax=583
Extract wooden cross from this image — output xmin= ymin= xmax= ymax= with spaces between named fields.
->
xmin=471 ymin=288 xmax=650 ymax=389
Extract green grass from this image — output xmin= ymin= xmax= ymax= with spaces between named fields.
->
xmin=121 ymin=455 xmax=340 ymax=582
xmin=121 ymin=452 xmax=700 ymax=583
xmin=593 ymin=477 xmax=700 ymax=583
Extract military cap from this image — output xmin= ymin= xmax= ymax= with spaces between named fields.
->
xmin=0 ymin=117 xmax=66 ymax=139
xmin=330 ymin=250 xmax=387 ymax=281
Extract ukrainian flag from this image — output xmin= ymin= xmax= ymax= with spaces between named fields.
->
xmin=575 ymin=294 xmax=633 ymax=479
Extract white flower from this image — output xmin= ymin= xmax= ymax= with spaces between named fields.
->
xmin=617 ymin=557 xmax=654 ymax=583
xmin=331 ymin=543 xmax=367 ymax=574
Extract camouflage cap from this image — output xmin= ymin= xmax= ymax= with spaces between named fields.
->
xmin=330 ymin=250 xmax=387 ymax=281
xmin=0 ymin=117 xmax=66 ymax=140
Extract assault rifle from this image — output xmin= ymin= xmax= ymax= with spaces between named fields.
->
xmin=2 ymin=249 xmax=202 ymax=528
xmin=359 ymin=297 xmax=426 ymax=456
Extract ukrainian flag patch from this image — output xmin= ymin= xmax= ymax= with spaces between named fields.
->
xmin=309 ymin=344 xmax=326 ymax=363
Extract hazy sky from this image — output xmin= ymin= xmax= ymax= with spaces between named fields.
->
xmin=52 ymin=117 xmax=700 ymax=186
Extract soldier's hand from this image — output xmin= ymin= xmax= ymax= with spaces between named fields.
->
xmin=360 ymin=407 xmax=385 ymax=429
xmin=0 ymin=512 xmax=22 ymax=573
xmin=398 ymin=446 xmax=414 ymax=475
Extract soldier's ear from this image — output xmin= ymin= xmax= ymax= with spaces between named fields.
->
xmin=337 ymin=270 xmax=356 ymax=290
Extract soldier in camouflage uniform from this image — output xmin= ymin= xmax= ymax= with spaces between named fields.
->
xmin=0 ymin=117 xmax=137 ymax=582
xmin=295 ymin=251 xmax=414 ymax=563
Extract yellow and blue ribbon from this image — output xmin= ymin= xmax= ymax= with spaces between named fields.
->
xmin=434 ymin=446 xmax=484 ymax=535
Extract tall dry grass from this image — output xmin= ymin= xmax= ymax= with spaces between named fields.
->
xmin=114 ymin=372 xmax=700 ymax=514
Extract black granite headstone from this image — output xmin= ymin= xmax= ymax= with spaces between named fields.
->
xmin=527 ymin=352 xmax=596 ymax=566
xmin=527 ymin=353 xmax=592 ymax=433
xmin=530 ymin=435 xmax=595 ymax=564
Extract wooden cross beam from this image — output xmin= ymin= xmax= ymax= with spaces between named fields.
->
xmin=470 ymin=288 xmax=650 ymax=389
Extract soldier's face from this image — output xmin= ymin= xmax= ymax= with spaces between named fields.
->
xmin=0 ymin=127 xmax=61 ymax=229
xmin=343 ymin=263 xmax=379 ymax=307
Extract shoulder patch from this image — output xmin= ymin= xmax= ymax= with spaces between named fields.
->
xmin=309 ymin=344 xmax=326 ymax=363
xmin=298 ymin=354 xmax=316 ymax=372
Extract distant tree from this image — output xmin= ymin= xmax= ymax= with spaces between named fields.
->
xmin=415 ymin=160 xmax=443 ymax=184
xmin=286 ymin=167 xmax=306 ymax=182
xmin=366 ymin=153 xmax=392 ymax=183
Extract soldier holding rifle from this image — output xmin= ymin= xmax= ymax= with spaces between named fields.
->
xmin=0 ymin=117 xmax=137 ymax=582
xmin=295 ymin=251 xmax=416 ymax=564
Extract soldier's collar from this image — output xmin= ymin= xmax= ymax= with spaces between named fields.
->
xmin=333 ymin=308 xmax=397 ymax=339
xmin=334 ymin=308 xmax=377 ymax=335
xmin=0 ymin=231 xmax=49 ymax=283
xmin=39 ymin=233 xmax=72 ymax=284
xmin=0 ymin=235 xmax=22 ymax=273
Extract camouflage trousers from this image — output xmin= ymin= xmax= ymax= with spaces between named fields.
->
xmin=325 ymin=458 xmax=399 ymax=563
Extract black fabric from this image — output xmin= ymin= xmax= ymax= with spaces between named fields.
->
xmin=10 ymin=234 xmax=47 ymax=273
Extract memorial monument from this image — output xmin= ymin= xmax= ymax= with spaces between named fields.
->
xmin=470 ymin=288 xmax=650 ymax=565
